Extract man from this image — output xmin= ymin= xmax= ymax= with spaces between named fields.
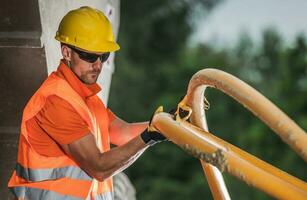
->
xmin=8 ymin=6 xmax=166 ymax=200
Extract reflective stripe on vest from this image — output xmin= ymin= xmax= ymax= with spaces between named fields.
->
xmin=12 ymin=186 xmax=83 ymax=200
xmin=15 ymin=163 xmax=92 ymax=182
xmin=12 ymin=186 xmax=113 ymax=200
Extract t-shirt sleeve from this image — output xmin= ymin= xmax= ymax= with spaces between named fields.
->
xmin=107 ymin=108 xmax=117 ymax=123
xmin=35 ymin=95 xmax=91 ymax=145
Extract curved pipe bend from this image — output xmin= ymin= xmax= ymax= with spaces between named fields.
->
xmin=186 ymin=68 xmax=307 ymax=161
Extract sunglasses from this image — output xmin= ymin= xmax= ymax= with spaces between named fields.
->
xmin=69 ymin=46 xmax=110 ymax=63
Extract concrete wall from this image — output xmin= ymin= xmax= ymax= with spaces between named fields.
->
xmin=0 ymin=1 xmax=137 ymax=199
xmin=0 ymin=0 xmax=47 ymax=199
xmin=38 ymin=0 xmax=120 ymax=104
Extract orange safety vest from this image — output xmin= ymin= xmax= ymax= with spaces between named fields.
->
xmin=8 ymin=72 xmax=113 ymax=200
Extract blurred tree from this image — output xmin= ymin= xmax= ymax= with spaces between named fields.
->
xmin=110 ymin=0 xmax=223 ymax=120
xmin=110 ymin=1 xmax=223 ymax=199
xmin=197 ymin=29 xmax=307 ymax=199
xmin=109 ymin=1 xmax=307 ymax=199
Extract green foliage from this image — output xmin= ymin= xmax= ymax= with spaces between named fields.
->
xmin=109 ymin=2 xmax=307 ymax=199
xmin=110 ymin=0 xmax=222 ymax=121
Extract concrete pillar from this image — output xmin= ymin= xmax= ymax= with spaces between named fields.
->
xmin=1 ymin=0 xmax=136 ymax=199
xmin=0 ymin=0 xmax=47 ymax=199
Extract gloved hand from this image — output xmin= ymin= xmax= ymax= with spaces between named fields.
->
xmin=140 ymin=129 xmax=167 ymax=146
xmin=140 ymin=106 xmax=167 ymax=146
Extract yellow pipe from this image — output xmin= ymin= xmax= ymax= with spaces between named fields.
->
xmin=186 ymin=85 xmax=230 ymax=200
xmin=200 ymin=162 xmax=229 ymax=200
xmin=152 ymin=113 xmax=307 ymax=200
xmin=186 ymin=68 xmax=307 ymax=161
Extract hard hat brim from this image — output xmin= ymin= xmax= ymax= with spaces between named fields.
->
xmin=55 ymin=35 xmax=120 ymax=53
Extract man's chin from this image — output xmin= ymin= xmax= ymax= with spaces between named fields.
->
xmin=82 ymin=75 xmax=99 ymax=85
xmin=81 ymin=78 xmax=97 ymax=85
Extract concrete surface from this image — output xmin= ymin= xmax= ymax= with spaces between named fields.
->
xmin=0 ymin=1 xmax=136 ymax=199
xmin=0 ymin=0 xmax=46 ymax=198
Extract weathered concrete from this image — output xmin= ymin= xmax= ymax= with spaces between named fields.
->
xmin=0 ymin=0 xmax=42 ymax=47
xmin=114 ymin=172 xmax=137 ymax=200
xmin=1 ymin=1 xmax=136 ymax=199
xmin=0 ymin=0 xmax=46 ymax=198
xmin=0 ymin=46 xmax=47 ymax=200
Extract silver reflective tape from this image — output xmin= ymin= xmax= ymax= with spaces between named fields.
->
xmin=11 ymin=186 xmax=84 ymax=200
xmin=16 ymin=163 xmax=92 ymax=182
xmin=93 ymin=191 xmax=114 ymax=200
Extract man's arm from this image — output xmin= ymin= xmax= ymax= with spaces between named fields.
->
xmin=37 ymin=97 xmax=163 ymax=181
xmin=109 ymin=117 xmax=148 ymax=146
xmin=61 ymin=133 xmax=148 ymax=182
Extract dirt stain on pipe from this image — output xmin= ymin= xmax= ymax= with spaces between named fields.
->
xmin=181 ymin=144 xmax=227 ymax=172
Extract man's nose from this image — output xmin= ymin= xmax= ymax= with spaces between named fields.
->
xmin=92 ymin=60 xmax=103 ymax=71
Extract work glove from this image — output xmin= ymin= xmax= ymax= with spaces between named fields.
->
xmin=140 ymin=95 xmax=194 ymax=146
xmin=140 ymin=129 xmax=167 ymax=146
xmin=171 ymin=95 xmax=209 ymax=122
xmin=140 ymin=106 xmax=167 ymax=146
xmin=169 ymin=95 xmax=192 ymax=121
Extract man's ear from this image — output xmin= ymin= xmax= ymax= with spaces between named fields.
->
xmin=61 ymin=45 xmax=72 ymax=62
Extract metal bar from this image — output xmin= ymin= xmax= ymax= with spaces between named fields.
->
xmin=152 ymin=113 xmax=307 ymax=200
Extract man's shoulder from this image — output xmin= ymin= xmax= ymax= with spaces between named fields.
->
xmin=44 ymin=95 xmax=76 ymax=112
xmin=37 ymin=74 xmax=83 ymax=106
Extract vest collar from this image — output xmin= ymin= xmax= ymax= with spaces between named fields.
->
xmin=55 ymin=60 xmax=101 ymax=99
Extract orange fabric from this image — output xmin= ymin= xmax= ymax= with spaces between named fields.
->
xmin=55 ymin=60 xmax=101 ymax=100
xmin=8 ymin=60 xmax=114 ymax=198
xmin=8 ymin=172 xmax=92 ymax=198
xmin=27 ymin=95 xmax=91 ymax=156
xmin=26 ymin=61 xmax=116 ymax=157
xmin=9 ymin=173 xmax=112 ymax=198
xmin=107 ymin=109 xmax=116 ymax=124
xmin=16 ymin=135 xmax=79 ymax=169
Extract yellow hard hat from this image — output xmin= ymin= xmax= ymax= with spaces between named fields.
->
xmin=55 ymin=6 xmax=120 ymax=53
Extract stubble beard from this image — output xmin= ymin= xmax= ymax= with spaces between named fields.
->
xmin=80 ymin=71 xmax=100 ymax=85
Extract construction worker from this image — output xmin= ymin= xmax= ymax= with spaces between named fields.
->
xmin=8 ymin=6 xmax=167 ymax=200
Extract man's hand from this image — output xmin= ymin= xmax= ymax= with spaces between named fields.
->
xmin=140 ymin=106 xmax=167 ymax=146
xmin=140 ymin=129 xmax=167 ymax=146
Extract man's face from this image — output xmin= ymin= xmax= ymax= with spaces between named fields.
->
xmin=62 ymin=45 xmax=109 ymax=85
xmin=70 ymin=52 xmax=103 ymax=85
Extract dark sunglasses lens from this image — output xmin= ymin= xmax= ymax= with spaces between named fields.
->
xmin=79 ymin=53 xmax=99 ymax=63
xmin=100 ymin=52 xmax=110 ymax=62
xmin=70 ymin=46 xmax=110 ymax=63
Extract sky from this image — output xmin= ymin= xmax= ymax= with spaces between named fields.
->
xmin=194 ymin=0 xmax=307 ymax=46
